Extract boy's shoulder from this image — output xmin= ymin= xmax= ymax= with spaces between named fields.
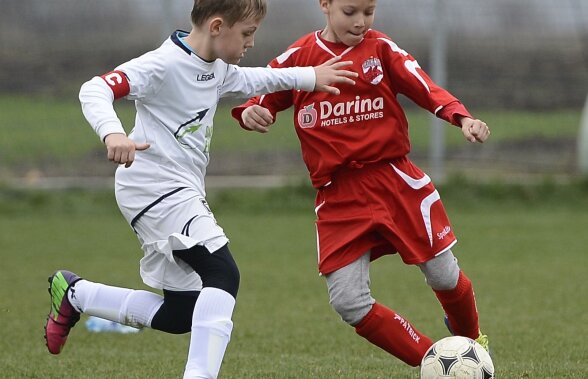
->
xmin=271 ymin=31 xmax=320 ymax=65
xmin=364 ymin=29 xmax=393 ymax=42
xmin=287 ymin=31 xmax=321 ymax=49
xmin=119 ymin=38 xmax=175 ymax=67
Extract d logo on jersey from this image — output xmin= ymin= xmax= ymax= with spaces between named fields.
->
xmin=362 ymin=57 xmax=384 ymax=85
xmin=297 ymin=104 xmax=318 ymax=129
xmin=100 ymin=70 xmax=130 ymax=99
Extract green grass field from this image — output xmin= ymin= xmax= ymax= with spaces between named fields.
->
xmin=0 ymin=95 xmax=581 ymax=169
xmin=1 ymin=183 xmax=587 ymax=378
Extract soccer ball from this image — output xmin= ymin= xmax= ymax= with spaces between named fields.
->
xmin=420 ymin=336 xmax=494 ymax=379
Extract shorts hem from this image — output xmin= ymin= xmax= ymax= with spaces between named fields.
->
xmin=318 ymin=238 xmax=458 ymax=273
xmin=319 ymin=250 xmax=389 ymax=276
xmin=141 ymin=274 xmax=203 ymax=292
xmin=402 ymin=239 xmax=458 ymax=265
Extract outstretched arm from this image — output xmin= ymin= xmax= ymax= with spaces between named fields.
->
xmin=222 ymin=56 xmax=356 ymax=99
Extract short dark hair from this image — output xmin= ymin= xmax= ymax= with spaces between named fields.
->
xmin=191 ymin=0 xmax=267 ymax=27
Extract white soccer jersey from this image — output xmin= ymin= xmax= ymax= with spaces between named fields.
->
xmin=79 ymin=31 xmax=316 ymax=290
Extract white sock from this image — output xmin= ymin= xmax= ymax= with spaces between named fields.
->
xmin=183 ymin=287 xmax=235 ymax=379
xmin=68 ymin=279 xmax=164 ymax=328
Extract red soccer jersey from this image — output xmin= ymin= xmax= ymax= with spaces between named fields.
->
xmin=233 ymin=30 xmax=472 ymax=188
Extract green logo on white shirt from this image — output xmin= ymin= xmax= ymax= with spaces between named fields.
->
xmin=174 ymin=109 xmax=211 ymax=151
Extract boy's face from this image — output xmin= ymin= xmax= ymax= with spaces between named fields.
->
xmin=320 ymin=0 xmax=376 ymax=46
xmin=213 ymin=17 xmax=260 ymax=64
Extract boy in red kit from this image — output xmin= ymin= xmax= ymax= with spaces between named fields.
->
xmin=232 ymin=0 xmax=490 ymax=368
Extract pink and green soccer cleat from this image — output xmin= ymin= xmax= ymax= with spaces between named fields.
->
xmin=44 ymin=270 xmax=82 ymax=354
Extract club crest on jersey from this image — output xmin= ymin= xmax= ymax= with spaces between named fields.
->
xmin=297 ymin=104 xmax=318 ymax=129
xmin=362 ymin=57 xmax=384 ymax=85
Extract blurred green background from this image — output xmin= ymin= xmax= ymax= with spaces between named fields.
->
xmin=1 ymin=1 xmax=587 ymax=378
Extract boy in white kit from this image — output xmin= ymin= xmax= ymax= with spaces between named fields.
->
xmin=43 ymin=1 xmax=356 ymax=378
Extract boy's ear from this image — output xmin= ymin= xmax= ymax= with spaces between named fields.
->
xmin=209 ymin=17 xmax=224 ymax=36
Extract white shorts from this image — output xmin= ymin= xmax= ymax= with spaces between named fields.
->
xmin=116 ymin=186 xmax=228 ymax=292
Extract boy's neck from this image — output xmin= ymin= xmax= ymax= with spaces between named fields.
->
xmin=320 ymin=27 xmax=339 ymax=44
xmin=184 ymin=29 xmax=214 ymax=61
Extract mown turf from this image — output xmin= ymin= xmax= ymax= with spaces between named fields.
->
xmin=0 ymin=183 xmax=587 ymax=378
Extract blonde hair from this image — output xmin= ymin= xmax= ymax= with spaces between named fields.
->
xmin=191 ymin=0 xmax=267 ymax=27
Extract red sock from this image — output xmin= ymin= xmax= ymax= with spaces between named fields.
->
xmin=354 ymin=303 xmax=433 ymax=367
xmin=434 ymin=271 xmax=480 ymax=339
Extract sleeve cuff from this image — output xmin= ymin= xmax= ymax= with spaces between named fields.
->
xmin=231 ymin=105 xmax=254 ymax=131
xmin=98 ymin=121 xmax=126 ymax=142
xmin=436 ymin=101 xmax=472 ymax=127
xmin=296 ymin=67 xmax=316 ymax=92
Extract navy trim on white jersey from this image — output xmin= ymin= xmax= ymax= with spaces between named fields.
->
xmin=181 ymin=215 xmax=198 ymax=237
xmin=171 ymin=30 xmax=192 ymax=55
xmin=131 ymin=187 xmax=189 ymax=230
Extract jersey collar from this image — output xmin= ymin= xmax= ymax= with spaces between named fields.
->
xmin=314 ymin=30 xmax=359 ymax=58
xmin=170 ymin=30 xmax=216 ymax=64
xmin=171 ymin=30 xmax=192 ymax=55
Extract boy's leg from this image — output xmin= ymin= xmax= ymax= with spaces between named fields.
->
xmin=174 ymin=243 xmax=240 ymax=379
xmin=326 ymin=253 xmax=433 ymax=367
xmin=45 ymin=270 xmax=166 ymax=354
xmin=418 ymin=249 xmax=481 ymax=340
xmin=150 ymin=290 xmax=199 ymax=334
xmin=68 ymin=280 xmax=164 ymax=327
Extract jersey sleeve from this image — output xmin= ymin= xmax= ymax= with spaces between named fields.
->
xmin=79 ymin=76 xmax=126 ymax=141
xmin=379 ymin=38 xmax=471 ymax=126
xmin=220 ymin=64 xmax=314 ymax=100
xmin=230 ymin=50 xmax=301 ymax=130
xmin=436 ymin=101 xmax=473 ymax=126
xmin=79 ymin=50 xmax=168 ymax=142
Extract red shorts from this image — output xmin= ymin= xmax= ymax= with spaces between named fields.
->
xmin=314 ymin=157 xmax=457 ymax=275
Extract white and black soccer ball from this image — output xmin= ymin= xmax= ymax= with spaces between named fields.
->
xmin=420 ymin=336 xmax=494 ymax=379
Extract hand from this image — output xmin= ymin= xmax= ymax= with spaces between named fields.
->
xmin=313 ymin=56 xmax=358 ymax=95
xmin=242 ymin=105 xmax=274 ymax=133
xmin=104 ymin=133 xmax=150 ymax=168
xmin=459 ymin=117 xmax=490 ymax=143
